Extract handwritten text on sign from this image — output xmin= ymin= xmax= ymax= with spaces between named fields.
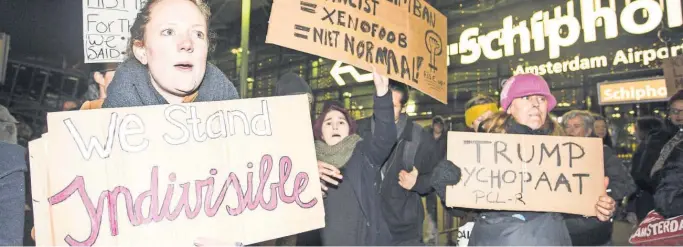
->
xmin=32 ymin=95 xmax=325 ymax=246
xmin=664 ymin=55 xmax=683 ymax=97
xmin=82 ymin=0 xmax=146 ymax=63
xmin=445 ymin=132 xmax=604 ymax=216
xmin=265 ymin=0 xmax=448 ymax=103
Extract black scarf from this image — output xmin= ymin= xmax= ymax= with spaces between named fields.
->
xmin=504 ymin=117 xmax=555 ymax=136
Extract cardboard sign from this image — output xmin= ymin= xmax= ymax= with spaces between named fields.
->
xmin=82 ymin=0 xmax=142 ymax=63
xmin=29 ymin=95 xmax=325 ymax=246
xmin=265 ymin=0 xmax=448 ymax=103
xmin=664 ymin=55 xmax=683 ymax=97
xmin=445 ymin=132 xmax=605 ymax=216
xmin=598 ymin=78 xmax=669 ymax=105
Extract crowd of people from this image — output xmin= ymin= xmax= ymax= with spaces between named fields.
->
xmin=1 ymin=0 xmax=682 ymax=245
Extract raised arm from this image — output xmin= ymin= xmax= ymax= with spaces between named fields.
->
xmin=364 ymin=68 xmax=397 ymax=166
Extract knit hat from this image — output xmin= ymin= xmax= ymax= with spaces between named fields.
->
xmin=312 ymin=101 xmax=356 ymax=141
xmin=275 ymin=72 xmax=313 ymax=96
xmin=500 ymin=74 xmax=557 ymax=111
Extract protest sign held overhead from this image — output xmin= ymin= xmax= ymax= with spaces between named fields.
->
xmin=445 ymin=132 xmax=605 ymax=216
xmin=82 ymin=0 xmax=144 ymax=63
xmin=664 ymin=55 xmax=683 ymax=97
xmin=265 ymin=0 xmax=449 ymax=103
xmin=29 ymin=95 xmax=325 ymax=246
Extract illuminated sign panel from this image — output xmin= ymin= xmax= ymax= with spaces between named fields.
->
xmin=446 ymin=0 xmax=683 ymax=73
xmin=598 ymin=77 xmax=668 ymax=105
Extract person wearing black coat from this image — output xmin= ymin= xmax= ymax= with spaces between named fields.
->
xmin=356 ymin=81 xmax=438 ymax=245
xmin=315 ymin=69 xmax=396 ymax=246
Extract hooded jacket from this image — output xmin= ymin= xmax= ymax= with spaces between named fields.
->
xmin=102 ymin=58 xmax=239 ymax=108
xmin=0 ymin=142 xmax=27 ymax=245
xmin=357 ymin=114 xmax=438 ymax=244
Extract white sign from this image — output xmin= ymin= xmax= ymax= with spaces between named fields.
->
xmin=447 ymin=0 xmax=683 ymax=65
xmin=456 ymin=222 xmax=474 ymax=247
xmin=82 ymin=0 xmax=146 ymax=63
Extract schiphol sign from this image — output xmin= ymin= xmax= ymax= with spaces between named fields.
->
xmin=446 ymin=0 xmax=683 ymax=75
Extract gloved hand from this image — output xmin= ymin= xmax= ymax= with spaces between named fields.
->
xmin=430 ymin=160 xmax=461 ymax=200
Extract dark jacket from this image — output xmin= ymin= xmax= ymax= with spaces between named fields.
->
xmin=0 ymin=141 xmax=27 ymax=245
xmin=357 ymin=114 xmax=438 ymax=244
xmin=564 ymin=145 xmax=637 ymax=245
xmin=652 ymin=132 xmax=683 ymax=218
xmin=428 ymin=128 xmax=447 ymax=162
xmin=321 ymin=93 xmax=397 ymax=246
xmin=469 ymin=119 xmax=572 ymax=246
xmin=102 ymin=58 xmax=239 ymax=108
xmin=632 ymin=126 xmax=676 ymax=220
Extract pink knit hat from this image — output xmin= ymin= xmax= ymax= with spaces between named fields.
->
xmin=500 ymin=74 xmax=557 ymax=111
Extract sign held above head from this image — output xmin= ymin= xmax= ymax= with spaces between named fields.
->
xmin=265 ymin=0 xmax=449 ymax=103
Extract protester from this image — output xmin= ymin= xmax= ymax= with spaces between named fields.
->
xmin=630 ymin=116 xmax=664 ymax=221
xmin=635 ymin=90 xmax=683 ymax=221
xmin=0 ymin=105 xmax=27 ymax=245
xmin=424 ymin=116 xmax=447 ymax=244
xmin=102 ymin=0 xmax=239 ymax=109
xmin=431 ymin=74 xmax=616 ymax=245
xmin=561 ymin=110 xmax=636 ymax=245
xmin=316 ymin=67 xmax=396 ymax=245
xmin=464 ymin=95 xmax=499 ymax=132
xmin=81 ymin=69 xmax=115 ymax=110
xmin=356 ymin=80 xmax=438 ymax=245
xmin=593 ymin=115 xmax=613 ymax=148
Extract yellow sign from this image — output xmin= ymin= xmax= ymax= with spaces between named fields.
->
xmin=598 ymin=78 xmax=669 ymax=105
xmin=265 ymin=0 xmax=448 ymax=103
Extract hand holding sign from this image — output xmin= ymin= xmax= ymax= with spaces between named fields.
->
xmin=318 ymin=160 xmax=342 ymax=194
xmin=595 ymin=177 xmax=616 ymax=222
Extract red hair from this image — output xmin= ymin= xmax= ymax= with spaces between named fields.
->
xmin=313 ymin=101 xmax=357 ymax=141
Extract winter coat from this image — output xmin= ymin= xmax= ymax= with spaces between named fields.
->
xmin=321 ymin=93 xmax=397 ymax=246
xmin=652 ymin=131 xmax=683 ymax=218
xmin=102 ymin=58 xmax=239 ymax=108
xmin=0 ymin=141 xmax=27 ymax=245
xmin=357 ymin=114 xmax=438 ymax=244
xmin=469 ymin=119 xmax=572 ymax=246
xmin=564 ymin=145 xmax=636 ymax=245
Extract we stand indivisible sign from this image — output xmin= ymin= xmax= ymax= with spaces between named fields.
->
xmin=82 ymin=0 xmax=144 ymax=63
xmin=445 ymin=132 xmax=605 ymax=216
xmin=29 ymin=95 xmax=325 ymax=246
xmin=265 ymin=0 xmax=448 ymax=103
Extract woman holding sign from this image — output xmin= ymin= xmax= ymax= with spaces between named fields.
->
xmin=432 ymin=74 xmax=617 ymax=245
xmin=314 ymin=67 xmax=396 ymax=246
xmin=101 ymin=0 xmax=239 ymax=109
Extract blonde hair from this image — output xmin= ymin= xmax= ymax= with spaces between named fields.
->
xmin=483 ymin=112 xmax=565 ymax=136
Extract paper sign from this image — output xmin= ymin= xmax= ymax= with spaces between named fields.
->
xmin=29 ymin=95 xmax=325 ymax=246
xmin=82 ymin=0 xmax=144 ymax=63
xmin=445 ymin=132 xmax=605 ymax=216
xmin=265 ymin=0 xmax=448 ymax=103
xmin=664 ymin=55 xmax=683 ymax=97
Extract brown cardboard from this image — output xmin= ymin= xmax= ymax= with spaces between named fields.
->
xmin=265 ymin=0 xmax=448 ymax=103
xmin=29 ymin=95 xmax=325 ymax=246
xmin=664 ymin=55 xmax=683 ymax=97
xmin=445 ymin=131 xmax=605 ymax=216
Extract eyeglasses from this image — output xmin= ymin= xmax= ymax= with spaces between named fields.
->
xmin=669 ymin=108 xmax=683 ymax=116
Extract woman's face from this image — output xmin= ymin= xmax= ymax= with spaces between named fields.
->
xmin=321 ymin=110 xmax=350 ymax=146
xmin=133 ymin=0 xmax=208 ymax=102
xmin=594 ymin=120 xmax=607 ymax=138
xmin=507 ymin=95 xmax=548 ymax=130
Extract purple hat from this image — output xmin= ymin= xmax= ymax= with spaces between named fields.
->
xmin=500 ymin=74 xmax=557 ymax=112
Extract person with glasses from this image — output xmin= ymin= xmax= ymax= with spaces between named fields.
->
xmin=632 ymin=90 xmax=683 ymax=222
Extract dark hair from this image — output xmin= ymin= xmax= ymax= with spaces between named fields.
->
xmin=389 ymin=80 xmax=409 ymax=105
xmin=432 ymin=115 xmax=445 ymax=126
xmin=465 ymin=95 xmax=497 ymax=110
xmin=128 ymin=0 xmax=214 ymax=56
xmin=312 ymin=101 xmax=357 ymax=141
xmin=636 ymin=116 xmax=663 ymax=137
xmin=669 ymin=90 xmax=683 ymax=108
xmin=592 ymin=114 xmax=613 ymax=147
